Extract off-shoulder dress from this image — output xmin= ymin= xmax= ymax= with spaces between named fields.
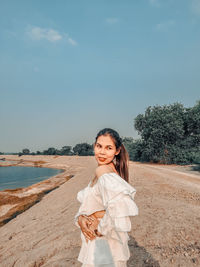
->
xmin=74 ymin=172 xmax=139 ymax=267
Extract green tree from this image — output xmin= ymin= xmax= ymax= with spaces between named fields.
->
xmin=134 ymin=101 xmax=200 ymax=164
xmin=122 ymin=137 xmax=141 ymax=161
xmin=45 ymin=147 xmax=56 ymax=155
xmin=61 ymin=146 xmax=73 ymax=155
xmin=73 ymin=143 xmax=94 ymax=156
xmin=183 ymin=100 xmax=200 ymax=147
xmin=124 ymin=138 xmax=145 ymax=162
xmin=22 ymin=148 xmax=30 ymax=155
xmin=42 ymin=149 xmax=48 ymax=155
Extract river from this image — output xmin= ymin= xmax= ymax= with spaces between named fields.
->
xmin=0 ymin=166 xmax=63 ymax=191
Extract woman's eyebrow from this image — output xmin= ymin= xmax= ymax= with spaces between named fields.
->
xmin=96 ymin=143 xmax=113 ymax=147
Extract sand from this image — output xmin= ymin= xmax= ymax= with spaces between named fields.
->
xmin=0 ymin=155 xmax=199 ymax=267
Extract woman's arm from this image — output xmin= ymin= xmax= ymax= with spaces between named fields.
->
xmin=90 ymin=210 xmax=106 ymax=219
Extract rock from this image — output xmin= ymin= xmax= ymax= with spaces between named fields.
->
xmin=192 ymin=258 xmax=197 ymax=263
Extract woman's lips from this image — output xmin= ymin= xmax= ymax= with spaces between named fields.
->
xmin=99 ymin=157 xmax=106 ymax=161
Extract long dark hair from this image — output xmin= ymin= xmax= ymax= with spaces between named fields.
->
xmin=94 ymin=128 xmax=130 ymax=183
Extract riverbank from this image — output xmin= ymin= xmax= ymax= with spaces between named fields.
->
xmin=0 ymin=156 xmax=199 ymax=266
xmin=0 ymin=155 xmax=77 ymax=227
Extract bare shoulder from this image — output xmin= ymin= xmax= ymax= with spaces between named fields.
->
xmin=95 ymin=165 xmax=113 ymax=179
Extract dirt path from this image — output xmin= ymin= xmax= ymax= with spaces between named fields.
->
xmin=128 ymin=162 xmax=200 ymax=266
xmin=0 ymin=156 xmax=199 ymax=266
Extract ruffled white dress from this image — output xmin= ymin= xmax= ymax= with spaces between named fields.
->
xmin=74 ymin=172 xmax=139 ymax=267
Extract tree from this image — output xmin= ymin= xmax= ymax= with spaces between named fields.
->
xmin=73 ymin=143 xmax=94 ymax=156
xmin=61 ymin=146 xmax=73 ymax=155
xmin=45 ymin=147 xmax=57 ymax=155
xmin=183 ymin=100 xmax=200 ymax=147
xmin=22 ymin=148 xmax=30 ymax=155
xmin=123 ymin=137 xmax=145 ymax=162
xmin=134 ymin=101 xmax=200 ymax=164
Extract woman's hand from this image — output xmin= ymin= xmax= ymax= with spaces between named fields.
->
xmin=78 ymin=215 xmax=97 ymax=242
xmin=88 ymin=214 xmax=103 ymax=237
xmin=88 ymin=211 xmax=106 ymax=237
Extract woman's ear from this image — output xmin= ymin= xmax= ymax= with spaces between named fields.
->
xmin=115 ymin=148 xmax=121 ymax=156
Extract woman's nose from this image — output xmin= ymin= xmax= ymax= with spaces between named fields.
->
xmin=99 ymin=148 xmax=106 ymax=154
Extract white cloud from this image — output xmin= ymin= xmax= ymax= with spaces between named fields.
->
xmin=28 ymin=27 xmax=62 ymax=42
xmin=191 ymin=0 xmax=200 ymax=15
xmin=67 ymin=37 xmax=77 ymax=46
xmin=105 ymin=18 xmax=119 ymax=24
xmin=149 ymin=0 xmax=160 ymax=7
xmin=155 ymin=20 xmax=175 ymax=31
xmin=27 ymin=26 xmax=78 ymax=46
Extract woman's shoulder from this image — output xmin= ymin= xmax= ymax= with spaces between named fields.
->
xmin=95 ymin=165 xmax=115 ymax=179
xmin=95 ymin=167 xmax=136 ymax=197
xmin=95 ymin=171 xmax=137 ymax=206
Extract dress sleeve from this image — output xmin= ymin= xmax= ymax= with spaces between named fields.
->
xmin=96 ymin=173 xmax=138 ymax=244
xmin=74 ymin=182 xmax=104 ymax=228
xmin=74 ymin=211 xmax=82 ymax=228
xmin=74 ymin=186 xmax=90 ymax=228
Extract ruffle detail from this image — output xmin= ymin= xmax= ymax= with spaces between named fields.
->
xmin=96 ymin=173 xmax=139 ymax=244
xmin=74 ymin=182 xmax=105 ymax=228
xmin=74 ymin=211 xmax=82 ymax=228
xmin=74 ymin=172 xmax=139 ymax=244
xmin=97 ymin=173 xmax=137 ymax=206
xmin=77 ymin=184 xmax=91 ymax=203
xmin=75 ymin=173 xmax=139 ymax=264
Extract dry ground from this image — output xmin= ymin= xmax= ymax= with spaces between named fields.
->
xmin=0 ymin=155 xmax=199 ymax=267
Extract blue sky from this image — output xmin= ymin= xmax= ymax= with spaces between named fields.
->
xmin=0 ymin=0 xmax=200 ymax=152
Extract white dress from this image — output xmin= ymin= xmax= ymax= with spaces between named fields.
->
xmin=74 ymin=172 xmax=139 ymax=267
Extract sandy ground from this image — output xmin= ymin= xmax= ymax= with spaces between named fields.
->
xmin=0 ymin=155 xmax=199 ymax=267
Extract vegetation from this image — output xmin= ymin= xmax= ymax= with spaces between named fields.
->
xmin=22 ymin=149 xmax=30 ymax=155
xmin=122 ymin=137 xmax=144 ymax=162
xmin=73 ymin=143 xmax=94 ymax=156
xmin=17 ymin=144 xmax=93 ymax=157
xmin=133 ymin=101 xmax=200 ymax=164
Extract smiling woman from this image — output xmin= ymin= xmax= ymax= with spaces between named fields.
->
xmin=74 ymin=128 xmax=138 ymax=267
xmin=94 ymin=135 xmax=121 ymax=168
xmin=93 ymin=129 xmax=129 ymax=183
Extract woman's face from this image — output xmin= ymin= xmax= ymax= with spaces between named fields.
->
xmin=94 ymin=135 xmax=120 ymax=166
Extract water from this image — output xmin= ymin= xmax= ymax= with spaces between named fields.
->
xmin=0 ymin=166 xmax=63 ymax=191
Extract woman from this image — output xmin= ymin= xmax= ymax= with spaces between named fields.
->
xmin=74 ymin=128 xmax=138 ymax=267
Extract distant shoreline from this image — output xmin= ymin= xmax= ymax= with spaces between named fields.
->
xmin=0 ymin=165 xmax=64 ymax=191
xmin=0 ymin=155 xmax=75 ymax=226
